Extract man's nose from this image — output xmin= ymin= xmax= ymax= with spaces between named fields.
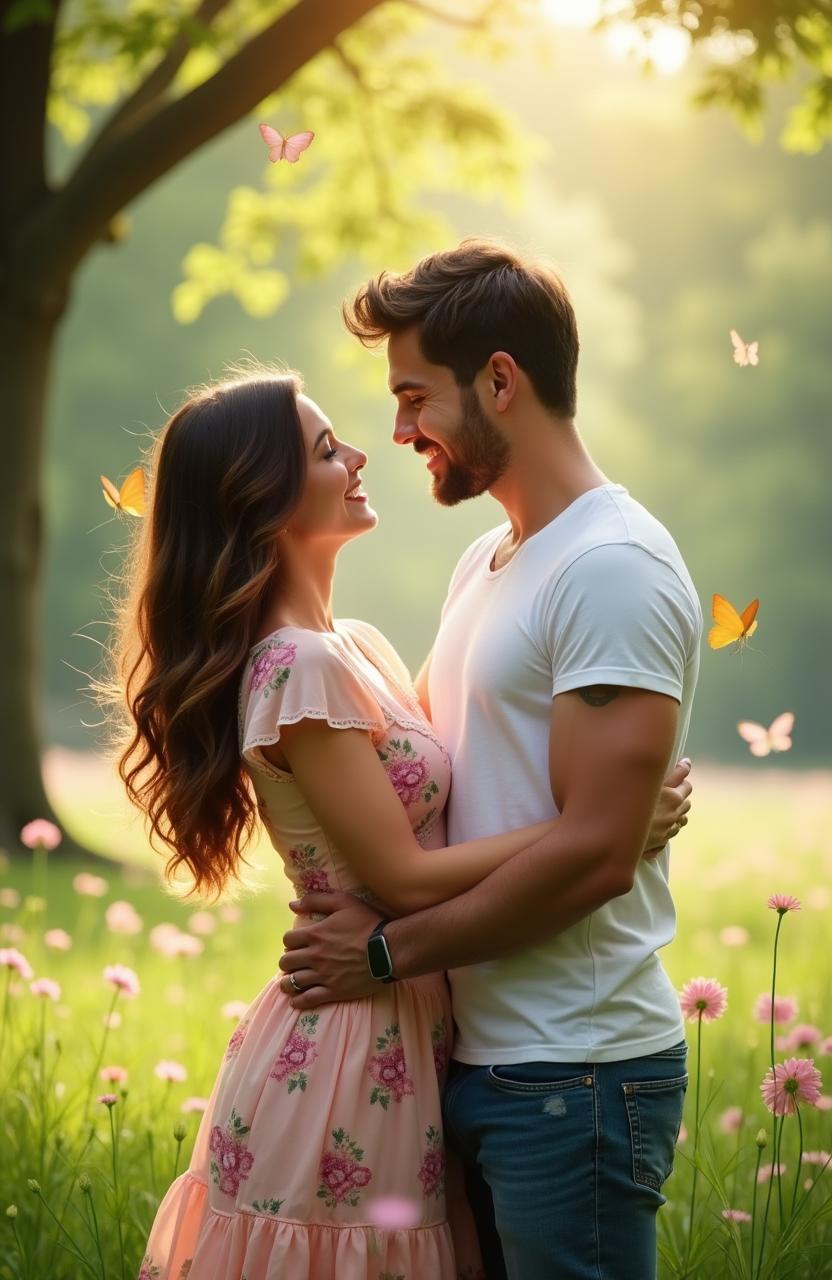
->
xmin=392 ymin=413 xmax=418 ymax=447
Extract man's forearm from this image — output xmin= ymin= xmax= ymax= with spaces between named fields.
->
xmin=385 ymin=816 xmax=624 ymax=979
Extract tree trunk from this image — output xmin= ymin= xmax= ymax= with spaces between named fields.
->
xmin=0 ymin=282 xmax=108 ymax=862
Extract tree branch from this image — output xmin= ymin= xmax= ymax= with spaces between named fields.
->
xmin=75 ymin=0 xmax=234 ymax=181
xmin=0 ymin=0 xmax=64 ymax=239
xmin=24 ymin=0 xmax=381 ymax=287
xmin=404 ymin=0 xmax=500 ymax=29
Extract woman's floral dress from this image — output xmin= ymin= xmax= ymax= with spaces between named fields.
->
xmin=139 ymin=619 xmax=483 ymax=1280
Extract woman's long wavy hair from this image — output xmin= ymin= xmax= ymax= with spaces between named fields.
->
xmin=95 ymin=366 xmax=306 ymax=898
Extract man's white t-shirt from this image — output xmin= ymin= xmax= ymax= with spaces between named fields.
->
xmin=429 ymin=482 xmax=703 ymax=1065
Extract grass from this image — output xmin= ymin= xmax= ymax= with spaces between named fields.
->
xmin=1 ymin=754 xmax=831 ymax=1278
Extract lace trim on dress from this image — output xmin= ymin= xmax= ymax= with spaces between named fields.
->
xmin=237 ymin=622 xmax=451 ymax=780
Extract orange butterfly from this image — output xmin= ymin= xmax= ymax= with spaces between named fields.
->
xmin=258 ymin=123 xmax=315 ymax=164
xmin=100 ymin=467 xmax=145 ymax=517
xmin=708 ymin=594 xmax=759 ymax=650
xmin=737 ymin=712 xmax=794 ymax=757
xmin=730 ymin=329 xmax=759 ymax=367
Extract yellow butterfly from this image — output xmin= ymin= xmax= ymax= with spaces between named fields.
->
xmin=100 ymin=467 xmax=146 ymax=517
xmin=708 ymin=594 xmax=759 ymax=650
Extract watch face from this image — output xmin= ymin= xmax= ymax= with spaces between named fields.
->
xmin=367 ymin=932 xmax=393 ymax=979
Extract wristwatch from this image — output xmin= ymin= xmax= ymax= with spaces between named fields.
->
xmin=367 ymin=919 xmax=396 ymax=983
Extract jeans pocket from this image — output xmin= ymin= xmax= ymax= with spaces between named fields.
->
xmin=487 ymin=1064 xmax=594 ymax=1095
xmin=622 ymin=1072 xmax=688 ymax=1191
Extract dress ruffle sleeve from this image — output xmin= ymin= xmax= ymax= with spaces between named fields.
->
xmin=239 ymin=630 xmax=389 ymax=780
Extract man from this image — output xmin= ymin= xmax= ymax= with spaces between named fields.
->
xmin=278 ymin=237 xmax=700 ymax=1278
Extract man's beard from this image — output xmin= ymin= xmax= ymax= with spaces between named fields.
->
xmin=433 ymin=386 xmax=510 ymax=507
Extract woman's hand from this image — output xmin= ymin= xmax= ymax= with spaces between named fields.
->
xmin=643 ymin=758 xmax=692 ymax=858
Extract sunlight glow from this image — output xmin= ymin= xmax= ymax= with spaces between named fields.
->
xmin=541 ymin=0 xmax=603 ymax=28
xmin=604 ymin=18 xmax=692 ymax=76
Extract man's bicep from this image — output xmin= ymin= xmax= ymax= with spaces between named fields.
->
xmin=549 ymin=687 xmax=679 ymax=885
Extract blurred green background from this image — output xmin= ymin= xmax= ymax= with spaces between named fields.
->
xmin=44 ymin=14 xmax=832 ymax=767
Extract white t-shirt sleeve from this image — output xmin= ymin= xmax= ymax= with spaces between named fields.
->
xmin=542 ymin=542 xmax=700 ymax=702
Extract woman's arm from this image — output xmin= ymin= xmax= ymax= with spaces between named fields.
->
xmin=275 ymin=719 xmax=554 ymax=915
xmin=271 ymin=721 xmax=691 ymax=917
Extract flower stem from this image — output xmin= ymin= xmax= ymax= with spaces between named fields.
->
xmin=10 ymin=1214 xmax=29 ymax=1280
xmin=750 ymin=1144 xmax=763 ymax=1279
xmin=683 ymin=1013 xmax=703 ymax=1276
xmin=790 ymin=1104 xmax=804 ymax=1219
xmin=757 ymin=1116 xmax=782 ymax=1278
xmin=0 ymin=966 xmax=11 ymax=1062
xmin=108 ymin=1106 xmax=126 ymax=1280
xmin=82 ymin=988 xmax=120 ymax=1119
xmin=768 ymin=913 xmax=784 ymax=1227
xmin=30 ymin=1185 xmax=97 ymax=1277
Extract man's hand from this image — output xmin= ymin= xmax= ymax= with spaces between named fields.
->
xmin=643 ymin=757 xmax=692 ymax=860
xmin=278 ymin=892 xmax=383 ymax=1010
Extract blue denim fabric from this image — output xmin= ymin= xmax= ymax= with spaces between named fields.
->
xmin=443 ymin=1041 xmax=688 ymax=1280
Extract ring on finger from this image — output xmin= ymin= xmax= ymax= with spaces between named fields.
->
xmin=288 ymin=973 xmax=305 ymax=995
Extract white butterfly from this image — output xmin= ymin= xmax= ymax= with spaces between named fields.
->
xmin=258 ymin=123 xmax=315 ymax=164
xmin=730 ymin=329 xmax=759 ymax=367
xmin=737 ymin=712 xmax=794 ymax=757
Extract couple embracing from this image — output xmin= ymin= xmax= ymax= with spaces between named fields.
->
xmin=122 ymin=237 xmax=701 ymax=1280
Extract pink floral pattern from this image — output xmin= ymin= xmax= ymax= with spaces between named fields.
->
xmin=317 ymin=1128 xmax=373 ymax=1208
xmin=270 ymin=1013 xmax=319 ymax=1092
xmin=368 ymin=1024 xmax=415 ymax=1109
xmin=288 ymin=844 xmax=332 ymax=894
xmin=432 ymin=1018 xmax=448 ymax=1082
xmin=248 ymin=638 xmax=298 ymax=696
xmin=209 ymin=1109 xmax=255 ymax=1197
xmin=225 ymin=1019 xmax=249 ymax=1061
xmin=377 ymin=739 xmax=440 ymax=809
xmin=417 ymin=1125 xmax=445 ymax=1200
xmin=137 ymin=1259 xmax=160 ymax=1280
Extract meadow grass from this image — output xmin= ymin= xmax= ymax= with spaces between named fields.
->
xmin=1 ymin=756 xmax=831 ymax=1278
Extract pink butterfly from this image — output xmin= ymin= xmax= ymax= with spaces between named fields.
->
xmin=730 ymin=329 xmax=759 ymax=367
xmin=258 ymin=123 xmax=315 ymax=164
xmin=737 ymin=712 xmax=794 ymax=757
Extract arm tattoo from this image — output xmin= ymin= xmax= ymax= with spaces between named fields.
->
xmin=578 ymin=685 xmax=621 ymax=707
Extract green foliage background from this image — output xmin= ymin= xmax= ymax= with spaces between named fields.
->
xmin=44 ymin=21 xmax=832 ymax=764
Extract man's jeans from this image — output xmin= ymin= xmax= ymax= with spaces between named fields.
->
xmin=443 ymin=1041 xmax=688 ymax=1280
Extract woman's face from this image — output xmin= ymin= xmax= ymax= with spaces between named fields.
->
xmin=287 ymin=395 xmax=377 ymax=545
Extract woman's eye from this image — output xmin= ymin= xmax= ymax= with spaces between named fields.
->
xmin=324 ymin=446 xmax=338 ymax=459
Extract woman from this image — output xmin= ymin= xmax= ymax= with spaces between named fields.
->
xmin=105 ymin=367 xmax=690 ymax=1279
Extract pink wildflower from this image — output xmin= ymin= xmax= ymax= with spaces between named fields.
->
xmin=0 ymin=888 xmax=20 ymax=909
xmin=679 ymin=977 xmax=728 ymax=1022
xmin=221 ymin=1000 xmax=249 ymax=1021
xmin=73 ymin=873 xmax=108 ymax=897
xmin=781 ymin=1024 xmax=823 ymax=1053
xmin=816 ymin=1095 xmax=832 ymax=1111
xmin=0 ymin=948 xmax=33 ymax=980
xmin=819 ymin=1036 xmax=832 ymax=1056
xmin=722 ymin=1209 xmax=752 ymax=1223
xmin=768 ymin=893 xmax=801 ymax=914
xmin=155 ymin=1060 xmax=187 ymax=1083
xmin=757 ymin=1162 xmax=787 ymax=1183
xmin=44 ymin=928 xmax=72 ymax=950
xmin=105 ymin=901 xmax=143 ymax=935
xmin=100 ymin=1065 xmax=128 ymax=1084
xmin=754 ymin=994 xmax=798 ymax=1025
xmin=719 ymin=1106 xmax=743 ymax=1134
xmin=20 ymin=820 xmax=62 ymax=850
xmin=30 ymin=978 xmax=61 ymax=1001
xmin=761 ymin=1058 xmax=823 ymax=1116
xmin=219 ymin=904 xmax=242 ymax=924
xmin=719 ymin=926 xmax=749 ymax=948
xmin=181 ymin=1096 xmax=209 ymax=1114
xmin=802 ymin=1151 xmax=832 ymax=1166
xmin=187 ymin=911 xmax=216 ymax=936
xmin=97 ymin=1093 xmax=118 ymax=1108
xmin=103 ymin=964 xmax=140 ymax=999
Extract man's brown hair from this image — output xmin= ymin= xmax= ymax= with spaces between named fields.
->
xmin=342 ymin=237 xmax=579 ymax=417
